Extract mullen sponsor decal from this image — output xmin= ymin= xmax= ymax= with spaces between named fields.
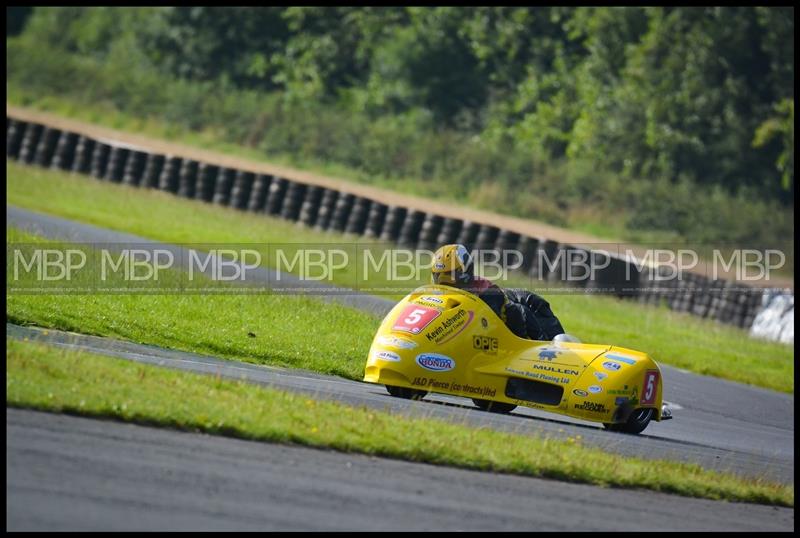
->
xmin=530 ymin=363 xmax=579 ymax=376
xmin=373 ymin=350 xmax=401 ymax=362
xmin=377 ymin=335 xmax=417 ymax=350
xmin=602 ymin=361 xmax=622 ymax=372
xmin=415 ymin=353 xmax=455 ymax=372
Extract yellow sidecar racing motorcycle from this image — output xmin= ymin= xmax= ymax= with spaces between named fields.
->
xmin=364 ymin=284 xmax=671 ymax=434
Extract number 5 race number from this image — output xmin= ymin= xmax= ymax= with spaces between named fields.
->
xmin=641 ymin=370 xmax=660 ymax=405
xmin=392 ymin=304 xmax=441 ymax=334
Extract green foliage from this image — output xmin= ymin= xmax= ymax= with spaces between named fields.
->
xmin=6 ymin=7 xmax=33 ymax=36
xmin=753 ymin=98 xmax=794 ymax=193
xmin=7 ymin=7 xmax=795 ymax=249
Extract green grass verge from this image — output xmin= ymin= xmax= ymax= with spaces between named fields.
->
xmin=6 ymin=227 xmax=378 ymax=380
xmin=6 ymin=338 xmax=793 ymax=507
xmin=7 ymin=162 xmax=794 ymax=393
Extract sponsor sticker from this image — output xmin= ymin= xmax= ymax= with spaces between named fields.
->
xmin=531 ymin=364 xmax=579 ymax=376
xmin=415 ymin=353 xmax=455 ymax=372
xmin=425 ymin=309 xmax=474 ymax=344
xmin=373 ymin=350 xmax=401 ymax=362
xmin=506 ymin=367 xmax=571 ymax=385
xmin=376 ymin=335 xmax=417 ymax=350
xmin=481 ymin=317 xmax=489 ymax=329
xmin=588 ymin=385 xmax=602 ymax=394
xmin=420 ymin=295 xmax=444 ymax=304
xmin=537 ymin=348 xmax=560 ymax=360
xmin=573 ymin=389 xmax=588 ymax=397
xmin=450 ymin=382 xmax=497 ymax=398
xmin=602 ymin=361 xmax=622 ymax=372
xmin=392 ymin=304 xmax=441 ymax=334
xmin=615 ymin=397 xmax=628 ymax=406
xmin=641 ymin=370 xmax=660 ymax=405
xmin=472 ymin=335 xmax=498 ymax=353
xmin=605 ymin=353 xmax=637 ymax=365
xmin=594 ymin=371 xmax=608 ymax=382
xmin=573 ymin=401 xmax=608 ymax=413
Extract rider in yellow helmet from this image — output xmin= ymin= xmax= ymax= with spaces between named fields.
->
xmin=431 ymin=244 xmax=564 ymax=340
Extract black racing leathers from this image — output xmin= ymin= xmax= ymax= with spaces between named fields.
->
xmin=474 ymin=282 xmax=564 ymax=341
xmin=503 ymin=288 xmax=565 ymax=340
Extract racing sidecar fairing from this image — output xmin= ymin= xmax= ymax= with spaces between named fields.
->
xmin=364 ymin=284 xmax=670 ymax=434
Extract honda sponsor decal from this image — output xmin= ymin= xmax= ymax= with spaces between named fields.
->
xmin=415 ymin=353 xmax=455 ymax=372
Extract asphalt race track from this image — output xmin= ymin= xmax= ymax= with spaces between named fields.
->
xmin=7 ymin=408 xmax=793 ymax=532
xmin=6 ymin=205 xmax=796 ymax=530
xmin=6 ymin=322 xmax=794 ymax=486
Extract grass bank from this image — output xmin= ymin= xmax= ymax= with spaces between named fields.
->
xmin=6 ymin=338 xmax=793 ymax=507
xmin=7 ymin=162 xmax=794 ymax=392
xmin=6 ymin=227 xmax=378 ymax=380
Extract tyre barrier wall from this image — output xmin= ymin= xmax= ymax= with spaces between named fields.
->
xmin=6 ymin=115 xmax=790 ymax=337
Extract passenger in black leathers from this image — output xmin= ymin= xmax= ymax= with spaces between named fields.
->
xmin=432 ymin=244 xmax=565 ymax=341
xmin=467 ymin=278 xmax=565 ymax=340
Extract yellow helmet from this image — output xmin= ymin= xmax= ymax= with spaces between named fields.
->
xmin=431 ymin=244 xmax=474 ymax=287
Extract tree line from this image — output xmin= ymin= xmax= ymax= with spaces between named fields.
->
xmin=7 ymin=7 xmax=795 ymax=249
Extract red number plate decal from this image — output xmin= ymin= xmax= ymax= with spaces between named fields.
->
xmin=392 ymin=304 xmax=441 ymax=334
xmin=641 ymin=370 xmax=660 ymax=405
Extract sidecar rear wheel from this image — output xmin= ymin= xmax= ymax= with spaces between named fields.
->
xmin=472 ymin=398 xmax=517 ymax=414
xmin=603 ymin=408 xmax=654 ymax=434
xmin=385 ymin=385 xmax=428 ymax=400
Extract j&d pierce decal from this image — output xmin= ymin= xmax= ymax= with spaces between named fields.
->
xmin=373 ymin=350 xmax=401 ymax=362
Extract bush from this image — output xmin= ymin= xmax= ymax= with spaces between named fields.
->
xmin=6 ymin=36 xmax=794 ymax=261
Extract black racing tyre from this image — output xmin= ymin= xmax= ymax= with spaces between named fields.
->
xmin=472 ymin=398 xmax=517 ymax=414
xmin=385 ymin=385 xmax=428 ymax=400
xmin=603 ymin=408 xmax=655 ymax=434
